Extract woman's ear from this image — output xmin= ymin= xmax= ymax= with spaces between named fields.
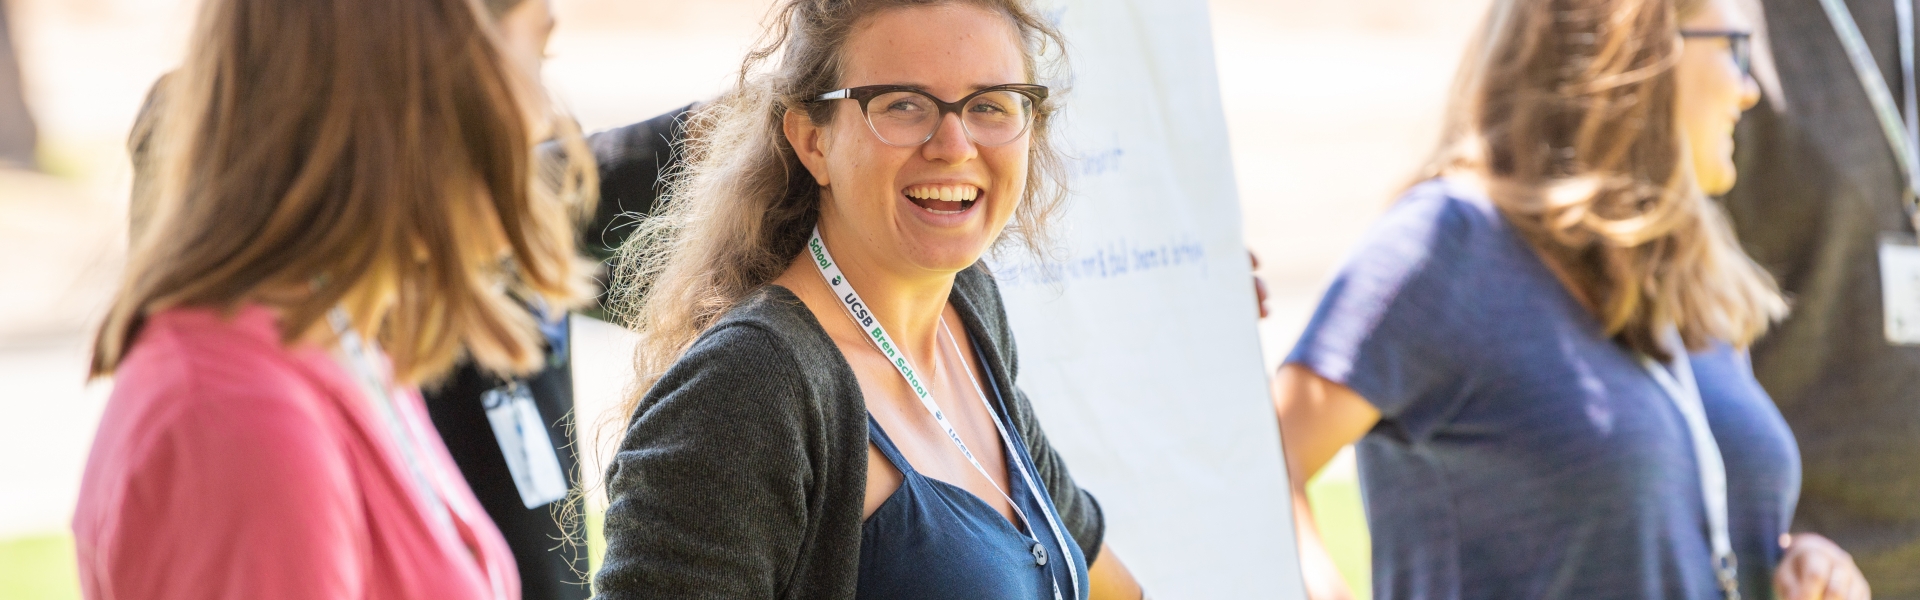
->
xmin=783 ymin=107 xmax=832 ymax=187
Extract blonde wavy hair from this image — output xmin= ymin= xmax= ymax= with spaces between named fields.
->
xmin=607 ymin=0 xmax=1069 ymax=420
xmin=1422 ymin=0 xmax=1786 ymax=360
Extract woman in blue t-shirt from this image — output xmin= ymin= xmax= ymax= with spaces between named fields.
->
xmin=1276 ymin=0 xmax=1868 ymax=598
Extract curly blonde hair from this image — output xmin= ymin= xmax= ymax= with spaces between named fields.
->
xmin=606 ymin=0 xmax=1070 ymax=422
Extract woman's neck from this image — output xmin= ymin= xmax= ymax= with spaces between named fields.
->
xmin=782 ymin=225 xmax=958 ymax=363
xmin=249 ymin=280 xmax=394 ymax=349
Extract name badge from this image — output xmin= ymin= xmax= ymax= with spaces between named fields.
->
xmin=483 ymin=383 xmax=570 ymax=508
xmin=1880 ymin=234 xmax=1920 ymax=344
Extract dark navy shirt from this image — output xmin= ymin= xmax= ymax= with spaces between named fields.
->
xmin=1286 ymin=179 xmax=1802 ymax=599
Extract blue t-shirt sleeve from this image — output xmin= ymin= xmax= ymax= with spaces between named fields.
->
xmin=1286 ymin=184 xmax=1491 ymax=438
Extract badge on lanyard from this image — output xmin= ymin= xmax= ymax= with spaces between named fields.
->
xmin=483 ymin=382 xmax=570 ymax=508
xmin=1882 ymin=233 xmax=1920 ymax=344
xmin=1818 ymin=0 xmax=1920 ymax=345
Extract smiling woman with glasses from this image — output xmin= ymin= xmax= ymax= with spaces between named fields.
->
xmin=593 ymin=1 xmax=1143 ymax=599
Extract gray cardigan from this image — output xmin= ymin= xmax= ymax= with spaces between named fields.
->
xmin=594 ymin=265 xmax=1106 ymax=599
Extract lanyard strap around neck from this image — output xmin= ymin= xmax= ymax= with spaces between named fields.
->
xmin=1638 ymin=332 xmax=1738 ymax=600
xmin=328 ymin=309 xmax=453 ymax=531
xmin=1901 ymin=0 xmax=1918 ymax=156
xmin=1817 ymin=0 xmax=1920 ymax=230
xmin=940 ymin=317 xmax=1084 ymax=600
xmin=806 ymin=228 xmax=1082 ymax=599
xmin=327 ymin=309 xmax=508 ymax=600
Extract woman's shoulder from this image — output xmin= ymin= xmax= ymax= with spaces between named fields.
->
xmin=624 ymin=286 xmax=866 ymax=466
xmin=89 ymin=306 xmax=357 ymax=498
xmin=1332 ymin=177 xmax=1533 ymax=285
xmin=707 ymin=272 xmax=1011 ymax=358
xmin=693 ymin=285 xmax=838 ymax=367
xmin=661 ymin=285 xmax=855 ymax=406
xmin=117 ymin=306 xmax=339 ymax=421
xmin=1376 ymin=177 xmax=1512 ymax=249
xmin=1293 ymin=179 xmax=1529 ymax=381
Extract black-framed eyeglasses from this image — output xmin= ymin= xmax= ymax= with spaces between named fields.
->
xmin=1680 ymin=30 xmax=1753 ymax=77
xmin=811 ymin=84 xmax=1049 ymax=148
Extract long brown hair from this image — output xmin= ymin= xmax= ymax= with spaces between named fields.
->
xmin=1422 ymin=0 xmax=1785 ymax=360
xmin=607 ymin=0 xmax=1069 ymax=414
xmin=92 ymin=0 xmax=596 ymax=383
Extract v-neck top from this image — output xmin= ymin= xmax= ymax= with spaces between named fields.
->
xmin=855 ymin=339 xmax=1087 ymax=600
xmin=1287 ymin=179 xmax=1800 ymax=599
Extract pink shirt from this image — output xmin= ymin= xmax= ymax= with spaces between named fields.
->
xmin=72 ymin=305 xmax=520 ymax=600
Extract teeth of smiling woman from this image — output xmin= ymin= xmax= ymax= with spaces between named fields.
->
xmin=905 ymin=185 xmax=980 ymax=203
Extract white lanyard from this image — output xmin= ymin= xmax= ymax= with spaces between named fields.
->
xmin=1817 ymin=0 xmax=1920 ymax=229
xmin=1901 ymin=0 xmax=1918 ymax=159
xmin=1638 ymin=332 xmax=1738 ymax=600
xmin=328 ymin=309 xmax=454 ymax=530
xmin=328 ymin=309 xmax=510 ymax=600
xmin=807 ymin=228 xmax=1081 ymax=599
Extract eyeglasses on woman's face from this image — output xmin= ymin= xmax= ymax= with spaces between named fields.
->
xmin=811 ymin=84 xmax=1049 ymax=148
xmin=1680 ymin=30 xmax=1753 ymax=77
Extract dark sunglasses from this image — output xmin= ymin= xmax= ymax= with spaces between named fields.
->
xmin=1680 ymin=30 xmax=1753 ymax=77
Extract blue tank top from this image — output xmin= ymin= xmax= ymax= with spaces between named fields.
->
xmin=855 ymin=345 xmax=1088 ymax=600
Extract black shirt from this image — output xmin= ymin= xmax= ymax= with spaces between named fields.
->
xmin=421 ymin=104 xmax=694 ymax=600
xmin=1725 ymin=0 xmax=1920 ymax=594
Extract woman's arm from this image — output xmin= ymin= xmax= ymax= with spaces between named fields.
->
xmin=596 ymin=325 xmax=817 ymax=599
xmin=1089 ymin=543 xmax=1142 ymax=599
xmin=1272 ymin=363 xmax=1381 ymax=600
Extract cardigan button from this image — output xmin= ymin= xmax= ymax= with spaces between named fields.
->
xmin=1032 ymin=543 xmax=1048 ymax=566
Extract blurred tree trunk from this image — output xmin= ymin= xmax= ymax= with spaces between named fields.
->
xmin=0 ymin=0 xmax=39 ymax=170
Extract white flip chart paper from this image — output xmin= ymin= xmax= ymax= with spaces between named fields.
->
xmin=989 ymin=0 xmax=1307 ymax=597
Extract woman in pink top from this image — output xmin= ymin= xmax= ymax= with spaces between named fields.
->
xmin=71 ymin=0 xmax=596 ymax=596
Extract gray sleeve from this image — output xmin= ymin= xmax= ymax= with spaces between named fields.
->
xmin=594 ymin=324 xmax=815 ymax=599
xmin=1007 ymin=385 xmax=1106 ymax=564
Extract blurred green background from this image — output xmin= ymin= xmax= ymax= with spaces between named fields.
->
xmin=0 ymin=479 xmax=1372 ymax=599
